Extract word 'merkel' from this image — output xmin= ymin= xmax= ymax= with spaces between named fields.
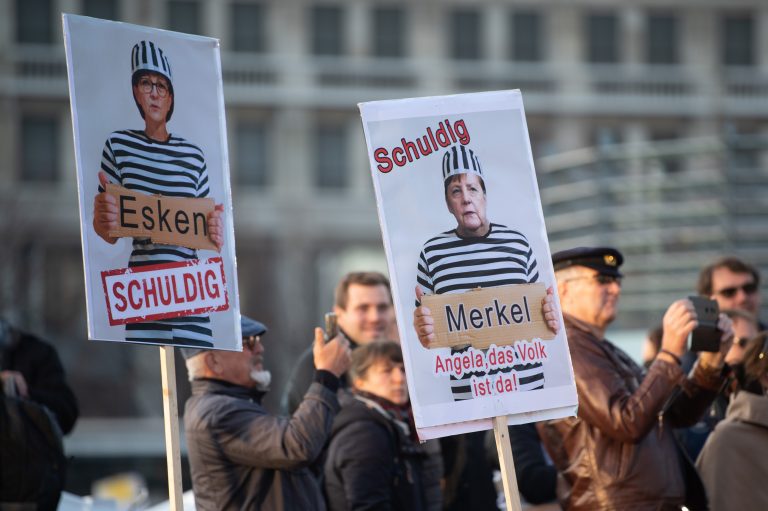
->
xmin=374 ymin=118 xmax=470 ymax=173
xmin=445 ymin=296 xmax=532 ymax=333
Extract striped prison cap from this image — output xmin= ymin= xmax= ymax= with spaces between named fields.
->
xmin=442 ymin=144 xmax=483 ymax=183
xmin=131 ymin=40 xmax=173 ymax=86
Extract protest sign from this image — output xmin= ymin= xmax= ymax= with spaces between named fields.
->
xmin=64 ymin=15 xmax=242 ymax=508
xmin=359 ymin=90 xmax=578 ymax=440
xmin=64 ymin=14 xmax=240 ymax=350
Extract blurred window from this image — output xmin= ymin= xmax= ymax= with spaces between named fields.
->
xmin=372 ymin=6 xmax=405 ymax=58
xmin=312 ymin=5 xmax=344 ymax=55
xmin=21 ymin=116 xmax=59 ymax=182
xmin=232 ymin=2 xmax=266 ymax=52
xmin=16 ymin=0 xmax=52 ymax=44
xmin=235 ymin=121 xmax=269 ymax=187
xmin=450 ymin=9 xmax=482 ymax=60
xmin=593 ymin=126 xmax=622 ymax=148
xmin=315 ymin=124 xmax=347 ymax=189
xmin=167 ymin=0 xmax=201 ymax=35
xmin=510 ymin=11 xmax=542 ymax=62
xmin=586 ymin=13 xmax=619 ymax=63
xmin=647 ymin=14 xmax=678 ymax=64
xmin=722 ymin=15 xmax=754 ymax=66
xmin=83 ymin=0 xmax=118 ymax=20
xmin=650 ymin=130 xmax=682 ymax=173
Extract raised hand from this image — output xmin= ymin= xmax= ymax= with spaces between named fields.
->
xmin=208 ymin=203 xmax=225 ymax=252
xmin=414 ymin=286 xmax=435 ymax=348
xmin=313 ymin=327 xmax=351 ymax=378
xmin=93 ymin=171 xmax=118 ymax=244
xmin=542 ymin=286 xmax=560 ymax=334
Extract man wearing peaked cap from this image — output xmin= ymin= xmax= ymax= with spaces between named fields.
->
xmin=92 ymin=40 xmax=225 ymax=348
xmin=552 ymin=246 xmax=624 ymax=277
xmin=536 ymin=247 xmax=734 ymax=510
xmin=183 ymin=315 xmax=351 ymax=510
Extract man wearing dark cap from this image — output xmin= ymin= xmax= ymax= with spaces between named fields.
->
xmin=538 ymin=247 xmax=734 ymax=511
xmin=183 ymin=316 xmax=351 ymax=511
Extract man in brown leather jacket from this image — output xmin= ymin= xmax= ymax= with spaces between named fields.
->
xmin=537 ymin=247 xmax=733 ymax=511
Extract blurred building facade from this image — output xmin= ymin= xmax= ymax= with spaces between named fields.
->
xmin=2 ymin=0 xmax=768 ymax=494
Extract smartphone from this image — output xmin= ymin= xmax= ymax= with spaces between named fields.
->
xmin=688 ymin=295 xmax=720 ymax=352
xmin=324 ymin=312 xmax=338 ymax=341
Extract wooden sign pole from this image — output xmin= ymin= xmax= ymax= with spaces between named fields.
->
xmin=493 ymin=415 xmax=523 ymax=511
xmin=160 ymin=346 xmax=184 ymax=511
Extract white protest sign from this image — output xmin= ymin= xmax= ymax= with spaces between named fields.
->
xmin=64 ymin=15 xmax=240 ymax=349
xmin=359 ymin=91 xmax=578 ymax=440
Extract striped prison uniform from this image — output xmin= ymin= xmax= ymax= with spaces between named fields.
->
xmin=416 ymin=223 xmax=544 ymax=400
xmin=99 ymin=129 xmax=214 ymax=347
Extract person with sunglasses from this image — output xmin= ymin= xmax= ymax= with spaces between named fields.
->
xmin=674 ymin=308 xmax=760 ymax=462
xmin=537 ymin=246 xmax=734 ymax=511
xmin=182 ymin=315 xmax=351 ymax=511
xmin=92 ymin=40 xmax=225 ymax=348
xmin=697 ymin=256 xmax=762 ymax=325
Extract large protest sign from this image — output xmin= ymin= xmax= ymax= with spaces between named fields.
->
xmin=64 ymin=15 xmax=240 ymax=350
xmin=360 ymin=91 xmax=578 ymax=440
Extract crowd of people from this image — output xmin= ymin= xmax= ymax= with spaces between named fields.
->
xmin=176 ymin=250 xmax=767 ymax=511
xmin=3 ymin=251 xmax=767 ymax=510
xmin=4 ymin=129 xmax=768 ymax=510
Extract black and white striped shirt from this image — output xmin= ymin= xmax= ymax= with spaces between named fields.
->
xmin=99 ymin=129 xmax=213 ymax=347
xmin=416 ymin=223 xmax=544 ymax=400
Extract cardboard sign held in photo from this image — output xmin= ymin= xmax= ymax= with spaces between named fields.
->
xmin=421 ymin=283 xmax=554 ymax=350
xmin=106 ymin=183 xmax=217 ymax=251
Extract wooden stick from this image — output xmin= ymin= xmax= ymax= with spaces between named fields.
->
xmin=160 ymin=346 xmax=184 ymax=511
xmin=493 ymin=415 xmax=522 ymax=511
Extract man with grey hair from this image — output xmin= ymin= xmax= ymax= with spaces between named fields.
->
xmin=537 ymin=247 xmax=733 ymax=510
xmin=183 ymin=315 xmax=351 ymax=511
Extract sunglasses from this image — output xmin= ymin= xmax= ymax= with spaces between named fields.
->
xmin=564 ymin=274 xmax=622 ymax=286
xmin=243 ymin=335 xmax=262 ymax=350
xmin=714 ymin=282 xmax=758 ymax=299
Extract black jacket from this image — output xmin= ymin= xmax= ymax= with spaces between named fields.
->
xmin=324 ymin=393 xmax=426 ymax=511
xmin=0 ymin=328 xmax=78 ymax=434
xmin=281 ymin=331 xmax=358 ymax=415
xmin=185 ymin=378 xmax=339 ymax=511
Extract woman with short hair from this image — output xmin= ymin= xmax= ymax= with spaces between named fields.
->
xmin=324 ymin=341 xmax=427 ymax=511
